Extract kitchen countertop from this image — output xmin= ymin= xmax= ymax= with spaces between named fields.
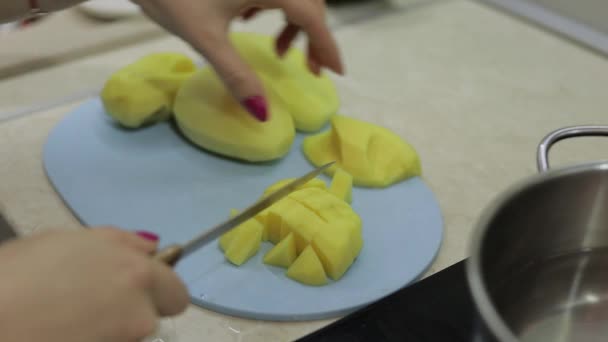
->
xmin=2 ymin=0 xmax=608 ymax=341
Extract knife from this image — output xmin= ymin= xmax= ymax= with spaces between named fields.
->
xmin=154 ymin=161 xmax=335 ymax=266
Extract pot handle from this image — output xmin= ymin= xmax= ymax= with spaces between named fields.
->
xmin=537 ymin=125 xmax=608 ymax=172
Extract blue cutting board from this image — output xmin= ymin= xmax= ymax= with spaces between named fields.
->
xmin=43 ymin=98 xmax=443 ymax=321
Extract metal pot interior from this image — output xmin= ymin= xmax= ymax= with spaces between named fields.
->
xmin=468 ymin=162 xmax=608 ymax=342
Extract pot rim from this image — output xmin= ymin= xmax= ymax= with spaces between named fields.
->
xmin=465 ymin=159 xmax=608 ymax=341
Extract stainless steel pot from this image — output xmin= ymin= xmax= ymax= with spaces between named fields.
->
xmin=467 ymin=126 xmax=608 ymax=342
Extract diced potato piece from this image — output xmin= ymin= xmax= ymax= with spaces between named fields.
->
xmin=266 ymin=197 xmax=298 ymax=244
xmin=266 ymin=211 xmax=283 ymax=244
xmin=278 ymin=200 xmax=327 ymax=254
xmin=263 ymin=233 xmax=297 ymax=268
xmin=226 ymin=208 xmax=269 ymax=242
xmin=329 ymin=168 xmax=353 ymax=203
xmin=224 ymin=221 xmax=263 ymax=266
xmin=219 ymin=209 xmax=242 ymax=251
xmin=286 ymin=245 xmax=328 ymax=286
xmin=279 ymin=221 xmax=291 ymax=241
xmin=311 ymin=224 xmax=356 ymax=280
xmin=220 ymin=209 xmax=266 ymax=251
xmin=289 ymin=187 xmax=351 ymax=217
xmin=332 ymin=115 xmax=373 ymax=178
xmin=219 ymin=227 xmax=239 ymax=252
xmin=257 ymin=198 xmax=295 ymax=243
xmin=263 ymin=177 xmax=327 ymax=196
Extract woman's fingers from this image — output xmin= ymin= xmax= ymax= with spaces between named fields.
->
xmin=91 ymin=226 xmax=158 ymax=254
xmin=275 ymin=22 xmax=301 ymax=57
xmin=191 ymin=27 xmax=269 ymax=121
xmin=274 ymin=0 xmax=344 ymax=75
xmin=91 ymin=226 xmax=188 ymax=316
xmin=149 ymin=261 xmax=190 ymax=316
xmin=307 ymin=40 xmax=322 ymax=75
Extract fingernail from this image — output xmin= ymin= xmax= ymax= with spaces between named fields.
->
xmin=242 ymin=96 xmax=268 ymax=122
xmin=136 ymin=230 xmax=159 ymax=242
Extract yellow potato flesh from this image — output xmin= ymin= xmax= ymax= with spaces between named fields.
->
xmin=101 ymin=53 xmax=196 ymax=128
xmin=230 ymin=32 xmax=339 ymax=132
xmin=263 ymin=232 xmax=297 ymax=268
xmin=173 ymin=67 xmax=295 ymax=162
xmin=277 ymin=201 xmax=327 ymax=254
xmin=224 ymin=220 xmax=264 ymax=266
xmin=329 ymin=168 xmax=353 ymax=203
xmin=286 ymin=245 xmax=328 ymax=286
xmin=289 ymin=187 xmax=362 ymax=254
xmin=311 ymin=224 xmax=355 ymax=280
xmin=263 ymin=177 xmax=327 ymax=196
xmin=220 ymin=181 xmax=362 ymax=285
xmin=333 ymin=117 xmax=373 ymax=178
xmin=301 ymin=130 xmax=340 ymax=172
xmin=266 ymin=211 xmax=283 ymax=244
xmin=303 ymin=114 xmax=422 ymax=187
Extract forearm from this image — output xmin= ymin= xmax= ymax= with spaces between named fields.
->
xmin=0 ymin=0 xmax=85 ymax=23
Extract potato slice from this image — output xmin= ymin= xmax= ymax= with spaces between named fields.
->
xmin=303 ymin=114 xmax=422 ymax=187
xmin=277 ymin=200 xmax=327 ymax=254
xmin=332 ymin=115 xmax=373 ymax=178
xmin=224 ymin=221 xmax=263 ymax=266
xmin=329 ymin=168 xmax=353 ymax=203
xmin=263 ymin=233 xmax=297 ymax=268
xmin=286 ymin=245 xmax=328 ymax=286
xmin=311 ymin=224 xmax=356 ymax=280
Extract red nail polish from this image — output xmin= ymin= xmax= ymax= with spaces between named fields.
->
xmin=242 ymin=96 xmax=268 ymax=122
xmin=136 ymin=230 xmax=159 ymax=242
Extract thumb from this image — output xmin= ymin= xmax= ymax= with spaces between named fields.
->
xmin=192 ymin=30 xmax=269 ymax=122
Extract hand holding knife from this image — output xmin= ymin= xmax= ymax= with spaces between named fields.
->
xmin=154 ymin=161 xmax=335 ymax=266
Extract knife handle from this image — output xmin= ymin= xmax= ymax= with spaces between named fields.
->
xmin=154 ymin=244 xmax=183 ymax=266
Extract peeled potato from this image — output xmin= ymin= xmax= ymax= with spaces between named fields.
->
xmin=173 ymin=31 xmax=342 ymax=161
xmin=303 ymin=115 xmax=422 ymax=187
xmin=230 ymin=32 xmax=340 ymax=132
xmin=101 ymin=53 xmax=196 ymax=128
xmin=173 ymin=67 xmax=296 ymax=162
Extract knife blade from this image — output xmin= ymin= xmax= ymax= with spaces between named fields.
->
xmin=154 ymin=161 xmax=335 ymax=266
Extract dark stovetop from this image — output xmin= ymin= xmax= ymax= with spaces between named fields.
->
xmin=296 ymin=260 xmax=475 ymax=342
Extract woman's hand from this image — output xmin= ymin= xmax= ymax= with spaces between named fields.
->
xmin=132 ymin=0 xmax=344 ymax=121
xmin=0 ymin=227 xmax=189 ymax=342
